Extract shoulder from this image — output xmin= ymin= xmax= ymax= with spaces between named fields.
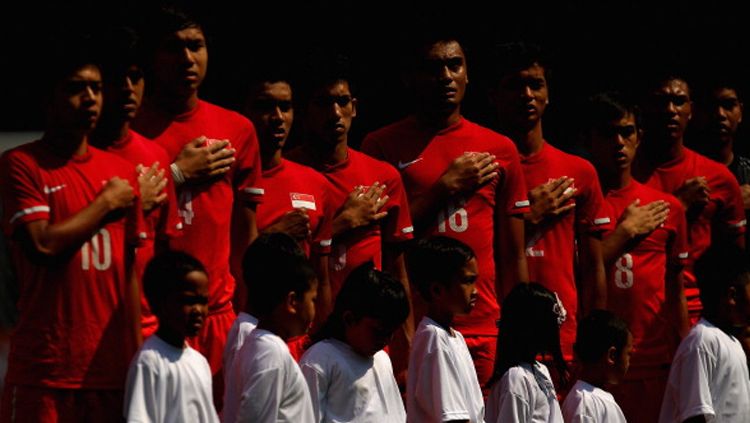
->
xmin=363 ymin=117 xmax=415 ymax=144
xmin=198 ymin=100 xmax=254 ymax=131
xmin=1 ymin=141 xmax=43 ymax=167
xmin=499 ymin=365 xmax=537 ymax=395
xmin=548 ymin=144 xmax=598 ymax=177
xmin=462 ymin=119 xmax=520 ymax=156
xmin=283 ymin=159 xmax=328 ymax=184
xmin=688 ymin=148 xmax=737 ymax=180
xmin=349 ymin=149 xmax=402 ymax=181
xmin=413 ymin=319 xmax=451 ymax=353
xmin=300 ymin=339 xmax=338 ymax=366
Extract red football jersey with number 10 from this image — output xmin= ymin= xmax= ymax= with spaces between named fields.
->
xmin=362 ymin=117 xmax=530 ymax=336
xmin=134 ymin=100 xmax=263 ymax=311
xmin=520 ymin=142 xmax=613 ymax=358
xmin=0 ymin=141 xmax=146 ymax=389
xmin=604 ymin=181 xmax=689 ymax=369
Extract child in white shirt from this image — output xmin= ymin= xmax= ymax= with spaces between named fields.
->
xmin=485 ymin=283 xmax=567 ymax=423
xmin=659 ymin=245 xmax=750 ymax=423
xmin=300 ymin=263 xmax=409 ymax=422
xmin=562 ymin=310 xmax=631 ymax=423
xmin=406 ymin=236 xmax=485 ymax=423
xmin=223 ymin=233 xmax=318 ymax=423
xmin=124 ymin=251 xmax=219 ymax=423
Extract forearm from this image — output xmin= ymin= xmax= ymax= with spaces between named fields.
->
xmin=312 ymin=254 xmax=332 ymax=329
xmin=125 ymin=247 xmax=143 ymax=349
xmin=580 ymin=234 xmax=607 ymax=312
xmin=602 ymin=224 xmax=635 ymax=264
xmin=409 ymin=179 xmax=453 ymax=233
xmin=384 ymin=250 xmax=415 ymax=343
xmin=665 ymin=265 xmax=689 ymax=337
xmin=230 ymin=203 xmax=257 ymax=311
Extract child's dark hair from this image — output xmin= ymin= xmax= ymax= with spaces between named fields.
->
xmin=312 ymin=262 xmax=410 ymax=343
xmin=406 ymin=236 xmax=475 ymax=301
xmin=695 ymin=244 xmax=750 ymax=318
xmin=574 ymin=309 xmax=630 ymax=364
xmin=242 ymin=232 xmax=315 ymax=317
xmin=143 ymin=250 xmax=207 ymax=314
xmin=492 ymin=283 xmax=567 ymax=386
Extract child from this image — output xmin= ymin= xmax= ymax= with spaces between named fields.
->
xmin=222 ymin=232 xmax=306 ymax=405
xmin=222 ymin=238 xmax=318 ymax=423
xmin=562 ymin=310 xmax=631 ymax=423
xmin=124 ymin=251 xmax=218 ymax=422
xmin=406 ymin=236 xmax=485 ymax=423
xmin=659 ymin=245 xmax=750 ymax=423
xmin=300 ymin=263 xmax=409 ymax=422
xmin=485 ymin=283 xmax=567 ymax=423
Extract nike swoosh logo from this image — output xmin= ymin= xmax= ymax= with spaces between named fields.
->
xmin=397 ymin=158 xmax=423 ymax=170
xmin=43 ymin=184 xmax=66 ymax=194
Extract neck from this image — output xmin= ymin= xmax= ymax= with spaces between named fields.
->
xmin=578 ymin=366 xmax=608 ymax=390
xmin=426 ymin=304 xmax=455 ymax=333
xmin=415 ymin=106 xmax=462 ymax=131
xmin=711 ymin=140 xmax=735 ymax=166
xmin=645 ymin=135 xmax=683 ymax=165
xmin=91 ymin=121 xmax=130 ymax=149
xmin=156 ymin=326 xmax=186 ymax=349
xmin=304 ymin=138 xmax=348 ymax=167
xmin=257 ymin=318 xmax=296 ymax=341
xmin=507 ymin=122 xmax=544 ymax=156
xmin=150 ymin=90 xmax=199 ymax=115
xmin=261 ymin=148 xmax=283 ymax=170
xmin=42 ymin=129 xmax=89 ymax=157
xmin=600 ymin=167 xmax=632 ymax=191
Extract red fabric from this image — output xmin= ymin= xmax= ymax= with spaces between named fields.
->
xmin=256 ymin=159 xmax=333 ymax=256
xmin=0 ymin=141 xmax=145 ymax=389
xmin=288 ymin=147 xmax=413 ymax=298
xmin=134 ymin=100 xmax=263 ymax=312
xmin=604 ymin=181 xmax=688 ymax=368
xmin=519 ymin=142 xmax=613 ymax=357
xmin=286 ymin=334 xmax=312 ymax=362
xmin=462 ymin=334 xmax=498 ymax=396
xmin=609 ymin=365 xmax=670 ymax=423
xmin=636 ymin=146 xmax=746 ymax=318
xmin=0 ymin=384 xmax=125 ymax=423
xmin=106 ymin=130 xmax=183 ymax=339
xmin=362 ymin=117 xmax=529 ymax=336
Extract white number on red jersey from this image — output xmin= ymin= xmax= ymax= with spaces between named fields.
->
xmin=614 ymin=253 xmax=634 ymax=289
xmin=438 ymin=201 xmax=469 ymax=233
xmin=81 ymin=228 xmax=112 ymax=271
xmin=178 ymin=189 xmax=195 ymax=225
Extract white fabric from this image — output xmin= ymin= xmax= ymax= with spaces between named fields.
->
xmin=485 ymin=361 xmax=563 ymax=423
xmin=299 ymin=338 xmax=406 ymax=422
xmin=407 ymin=317 xmax=485 ymax=423
xmin=124 ymin=335 xmax=219 ymax=423
xmin=561 ymin=380 xmax=627 ymax=423
xmin=224 ymin=329 xmax=315 ymax=423
xmin=222 ymin=311 xmax=258 ymax=400
xmin=659 ymin=318 xmax=750 ymax=423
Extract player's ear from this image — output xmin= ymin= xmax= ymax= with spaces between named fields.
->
xmin=286 ymin=291 xmax=299 ymax=314
xmin=606 ymin=345 xmax=618 ymax=366
xmin=727 ymin=286 xmax=738 ymax=307
xmin=351 ymin=97 xmax=358 ymax=118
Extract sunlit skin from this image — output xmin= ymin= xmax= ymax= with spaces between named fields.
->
xmin=412 ymin=40 xmax=468 ymax=129
xmin=426 ymin=258 xmax=479 ymax=331
xmin=244 ymin=81 xmax=294 ymax=169
xmin=589 ymin=113 xmax=640 ymax=190
xmin=151 ymin=27 xmax=208 ymax=113
xmin=641 ymin=79 xmax=692 ymax=160
xmin=155 ymin=270 xmax=210 ymax=348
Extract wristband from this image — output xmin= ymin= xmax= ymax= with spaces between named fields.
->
xmin=171 ymin=162 xmax=185 ymax=185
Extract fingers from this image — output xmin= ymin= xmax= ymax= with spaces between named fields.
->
xmin=475 ymin=153 xmax=496 ymax=169
xmin=550 ymin=177 xmax=574 ymax=196
xmin=477 ymin=172 xmax=499 ymax=186
xmin=210 ymin=146 xmax=236 ymax=161
xmin=374 ymin=194 xmax=390 ymax=211
xmin=205 ymin=139 xmax=230 ymax=153
xmin=153 ymin=192 xmax=168 ymax=205
xmin=372 ymin=211 xmax=388 ymax=221
xmin=189 ymin=136 xmax=207 ymax=147
xmin=553 ymin=203 xmax=576 ymax=215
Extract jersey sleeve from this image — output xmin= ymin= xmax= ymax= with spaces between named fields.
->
xmin=311 ymin=182 xmax=334 ymax=255
xmin=414 ymin=346 xmax=472 ymax=421
xmin=154 ymin=149 xmax=184 ymax=240
xmin=0 ymin=151 xmax=49 ymax=235
xmin=576 ymin=166 xmax=614 ymax=233
xmin=499 ymin=152 xmax=530 ymax=216
xmin=234 ymin=122 xmax=264 ymax=205
xmin=124 ymin=356 xmax=163 ymax=422
xmin=716 ymin=173 xmax=747 ymax=236
xmin=299 ymin=359 xmax=329 ymax=422
xmin=381 ymin=168 xmax=414 ymax=244
xmin=668 ymin=199 xmax=690 ymax=266
xmin=236 ymin=365 xmax=284 ymax=423
xmin=666 ymin=346 xmax=716 ymax=422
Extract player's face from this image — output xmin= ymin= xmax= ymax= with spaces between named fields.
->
xmin=345 ymin=316 xmax=398 ymax=357
xmin=305 ymin=80 xmax=356 ymax=146
xmin=153 ymin=26 xmax=208 ymax=98
xmin=643 ymin=78 xmax=692 ymax=143
xmin=413 ymin=40 xmax=468 ymax=113
xmin=446 ymin=257 xmax=478 ymax=315
xmin=244 ymin=81 xmax=294 ymax=155
xmin=492 ymin=63 xmax=548 ymax=131
xmin=49 ymin=64 xmax=103 ymax=132
xmin=296 ymin=279 xmax=318 ymax=334
xmin=589 ymin=113 xmax=640 ymax=173
xmin=697 ymin=87 xmax=743 ymax=145
xmin=103 ymin=65 xmax=145 ymax=123
xmin=164 ymin=270 xmax=209 ymax=338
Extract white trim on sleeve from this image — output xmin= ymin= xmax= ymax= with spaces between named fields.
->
xmin=9 ymin=205 xmax=50 ymax=224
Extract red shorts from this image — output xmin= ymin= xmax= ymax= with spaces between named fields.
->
xmin=609 ymin=365 xmax=670 ymax=423
xmin=187 ymin=303 xmax=236 ymax=413
xmin=0 ymin=385 xmax=124 ymax=423
xmin=463 ymin=335 xmax=497 ymax=396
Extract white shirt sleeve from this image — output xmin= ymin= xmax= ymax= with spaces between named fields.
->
xmin=495 ymin=390 xmax=531 ymax=423
xmin=670 ymin=346 xmax=717 ymax=422
xmin=124 ymin=358 xmax=161 ymax=423
xmin=415 ymin=348 xmax=472 ymax=422
xmin=236 ymin=366 xmax=285 ymax=423
xmin=300 ymin=361 xmax=328 ymax=423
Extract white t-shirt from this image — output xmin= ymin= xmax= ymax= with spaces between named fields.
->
xmin=659 ymin=318 xmax=750 ymax=423
xmin=407 ymin=317 xmax=485 ymax=423
xmin=485 ymin=361 xmax=563 ymax=423
xmin=299 ymin=338 xmax=406 ymax=422
xmin=124 ymin=335 xmax=219 ymax=423
xmin=562 ymin=380 xmax=627 ymax=423
xmin=222 ymin=312 xmax=258 ymax=390
xmin=223 ymin=328 xmax=315 ymax=423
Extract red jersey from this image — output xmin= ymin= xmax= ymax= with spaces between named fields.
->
xmin=519 ymin=142 xmax=613 ymax=357
xmin=0 ymin=141 xmax=145 ymax=389
xmin=105 ymin=129 xmax=183 ymax=338
xmin=133 ymin=100 xmax=263 ymax=311
xmin=634 ymin=146 xmax=746 ymax=314
xmin=362 ymin=117 xmax=529 ymax=336
xmin=288 ymin=147 xmax=413 ymax=296
xmin=603 ymin=181 xmax=689 ymax=369
xmin=255 ymin=159 xmax=333 ymax=256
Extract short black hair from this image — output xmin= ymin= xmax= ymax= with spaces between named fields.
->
xmin=143 ymin=250 xmax=207 ymax=314
xmin=313 ymin=262 xmax=410 ymax=343
xmin=574 ymin=309 xmax=630 ymax=364
xmin=404 ymin=24 xmax=466 ymax=70
xmin=488 ymin=41 xmax=547 ymax=82
xmin=695 ymin=244 xmax=750 ymax=317
xmin=296 ymin=49 xmax=354 ymax=107
xmin=40 ymin=33 xmax=100 ymax=100
xmin=242 ymin=232 xmax=315 ymax=317
xmin=582 ymin=91 xmax=641 ymax=133
xmin=96 ymin=26 xmax=144 ymax=81
xmin=406 ymin=236 xmax=475 ymax=301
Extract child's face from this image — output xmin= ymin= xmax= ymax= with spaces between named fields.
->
xmin=296 ymin=279 xmax=318 ymax=333
xmin=161 ymin=270 xmax=209 ymax=339
xmin=442 ymin=257 xmax=478 ymax=315
xmin=612 ymin=331 xmax=633 ymax=383
xmin=344 ymin=316 xmax=398 ymax=357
